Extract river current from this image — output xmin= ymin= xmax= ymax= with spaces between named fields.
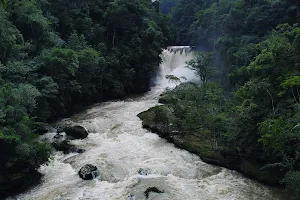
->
xmin=12 ymin=47 xmax=283 ymax=200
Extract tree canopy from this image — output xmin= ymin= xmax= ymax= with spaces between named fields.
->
xmin=0 ymin=0 xmax=176 ymax=197
xmin=163 ymin=0 xmax=300 ymax=197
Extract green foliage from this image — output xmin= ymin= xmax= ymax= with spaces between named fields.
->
xmin=281 ymin=76 xmax=300 ymax=89
xmin=280 ymin=76 xmax=300 ymax=103
xmin=167 ymin=0 xmax=300 ymax=193
xmin=259 ymin=118 xmax=290 ymax=156
xmin=153 ymin=106 xmax=173 ymax=125
xmin=165 ymin=74 xmax=181 ymax=85
xmin=66 ymin=32 xmax=88 ymax=51
xmin=186 ymin=52 xmax=217 ymax=83
xmin=0 ymin=84 xmax=51 ymax=196
xmin=284 ymin=171 xmax=300 ymax=199
xmin=159 ymin=83 xmax=227 ymax=149
xmin=159 ymin=0 xmax=177 ymax=14
xmin=0 ymin=0 xmax=175 ymax=197
xmin=0 ymin=9 xmax=24 ymax=62
xmin=1 ymin=0 xmax=6 ymax=8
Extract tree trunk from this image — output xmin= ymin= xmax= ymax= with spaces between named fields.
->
xmin=264 ymin=88 xmax=275 ymax=115
xmin=296 ymin=86 xmax=300 ymax=103
xmin=112 ymin=28 xmax=116 ymax=46
xmin=291 ymin=87 xmax=298 ymax=103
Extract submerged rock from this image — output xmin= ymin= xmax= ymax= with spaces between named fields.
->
xmin=78 ymin=164 xmax=99 ymax=180
xmin=127 ymin=194 xmax=136 ymax=200
xmin=64 ymin=125 xmax=88 ymax=139
xmin=144 ymin=187 xmax=164 ymax=198
xmin=138 ymin=168 xmax=152 ymax=175
xmin=54 ymin=126 xmax=64 ymax=133
xmin=52 ymin=140 xmax=85 ymax=154
xmin=53 ymin=133 xmax=64 ymax=139
xmin=77 ymin=149 xmax=85 ymax=153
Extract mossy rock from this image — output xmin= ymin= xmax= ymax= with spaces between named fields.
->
xmin=138 ymin=105 xmax=176 ymax=137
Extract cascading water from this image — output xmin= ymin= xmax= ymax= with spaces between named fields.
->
xmin=157 ymin=46 xmax=197 ymax=88
xmin=11 ymin=47 xmax=283 ymax=200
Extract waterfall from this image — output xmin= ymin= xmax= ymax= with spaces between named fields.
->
xmin=11 ymin=46 xmax=282 ymax=200
xmin=156 ymin=46 xmax=197 ymax=88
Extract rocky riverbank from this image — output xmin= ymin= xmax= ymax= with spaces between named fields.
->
xmin=138 ymin=83 xmax=286 ymax=186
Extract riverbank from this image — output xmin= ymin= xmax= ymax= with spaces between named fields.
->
xmin=13 ymin=84 xmax=284 ymax=200
xmin=137 ymin=83 xmax=287 ymax=187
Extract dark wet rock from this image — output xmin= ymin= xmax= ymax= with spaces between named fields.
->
xmin=52 ymin=140 xmax=85 ymax=154
xmin=127 ymin=194 xmax=136 ymax=200
xmin=138 ymin=168 xmax=151 ymax=176
xmin=54 ymin=133 xmax=64 ymax=139
xmin=144 ymin=187 xmax=164 ymax=198
xmin=78 ymin=164 xmax=99 ymax=180
xmin=52 ymin=140 xmax=71 ymax=153
xmin=77 ymin=148 xmax=85 ymax=153
xmin=54 ymin=126 xmax=64 ymax=133
xmin=64 ymin=125 xmax=88 ymax=139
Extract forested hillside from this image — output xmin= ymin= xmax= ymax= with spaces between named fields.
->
xmin=0 ymin=0 xmax=175 ymax=197
xmin=155 ymin=0 xmax=300 ymax=197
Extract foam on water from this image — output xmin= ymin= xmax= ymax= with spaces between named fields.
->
xmin=157 ymin=47 xmax=198 ymax=88
xmin=11 ymin=47 xmax=283 ymax=200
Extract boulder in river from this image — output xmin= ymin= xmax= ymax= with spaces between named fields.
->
xmin=78 ymin=164 xmax=99 ymax=180
xmin=53 ymin=133 xmax=64 ymax=139
xmin=64 ymin=125 xmax=88 ymax=139
xmin=138 ymin=168 xmax=152 ymax=176
xmin=52 ymin=140 xmax=85 ymax=154
xmin=127 ymin=194 xmax=136 ymax=200
xmin=54 ymin=126 xmax=64 ymax=133
xmin=144 ymin=187 xmax=164 ymax=198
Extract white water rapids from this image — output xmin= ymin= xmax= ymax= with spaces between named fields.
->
xmin=12 ymin=47 xmax=283 ymax=200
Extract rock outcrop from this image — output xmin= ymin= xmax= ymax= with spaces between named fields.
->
xmin=78 ymin=164 xmax=99 ymax=180
xmin=64 ymin=125 xmax=88 ymax=139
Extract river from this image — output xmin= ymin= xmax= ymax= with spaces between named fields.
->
xmin=12 ymin=47 xmax=283 ymax=200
